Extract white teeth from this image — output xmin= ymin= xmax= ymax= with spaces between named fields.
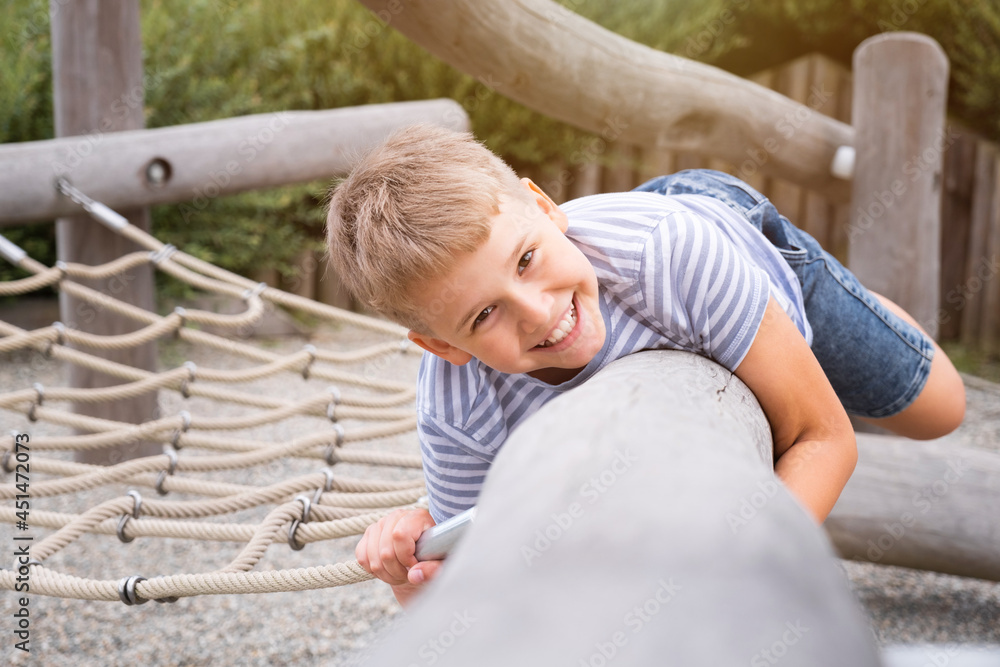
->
xmin=536 ymin=303 xmax=577 ymax=348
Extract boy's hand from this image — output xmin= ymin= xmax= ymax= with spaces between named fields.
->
xmin=356 ymin=508 xmax=443 ymax=606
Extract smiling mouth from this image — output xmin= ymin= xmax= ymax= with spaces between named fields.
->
xmin=534 ymin=299 xmax=579 ymax=349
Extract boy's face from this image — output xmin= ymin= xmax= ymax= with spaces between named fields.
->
xmin=407 ymin=179 xmax=606 ymax=384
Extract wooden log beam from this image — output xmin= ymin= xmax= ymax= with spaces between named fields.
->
xmin=367 ymin=351 xmax=880 ymax=666
xmin=0 ymin=100 xmax=468 ymax=226
xmin=52 ymin=0 xmax=160 ymax=465
xmin=827 ymin=433 xmax=1000 ymax=582
xmin=356 ymin=0 xmax=854 ymax=201
xmin=847 ymin=33 xmax=950 ymax=339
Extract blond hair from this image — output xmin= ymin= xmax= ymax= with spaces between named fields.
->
xmin=326 ymin=124 xmax=525 ymax=334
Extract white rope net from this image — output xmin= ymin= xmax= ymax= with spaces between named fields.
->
xmin=0 ymin=185 xmax=426 ymax=605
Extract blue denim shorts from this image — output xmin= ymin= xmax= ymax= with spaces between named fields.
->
xmin=634 ymin=169 xmax=934 ymax=419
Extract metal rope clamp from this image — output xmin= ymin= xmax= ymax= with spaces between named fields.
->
xmin=301 ymin=344 xmax=317 ymax=380
xmin=116 ymin=575 xmax=179 ymax=606
xmin=325 ymin=386 xmax=341 ymax=422
xmin=148 ymin=244 xmax=177 ymax=266
xmin=324 ymin=423 xmax=345 ymax=466
xmin=116 ymin=490 xmax=143 ymax=544
xmin=172 ymin=306 xmax=187 ymax=336
xmin=313 ymin=468 xmax=335 ymax=505
xmin=170 ymin=410 xmax=192 ymax=449
xmin=287 ymin=494 xmax=313 ymax=551
xmin=27 ymin=382 xmax=44 ymax=422
xmin=155 ymin=448 xmax=179 ymax=496
xmin=179 ymin=361 xmax=197 ymax=399
xmin=44 ymin=322 xmax=67 ymax=358
xmin=241 ymin=281 xmax=267 ymax=302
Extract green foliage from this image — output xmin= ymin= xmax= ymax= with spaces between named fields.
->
xmin=0 ymin=1 xmax=52 ymax=145
xmin=2 ymin=0 xmax=999 ymax=290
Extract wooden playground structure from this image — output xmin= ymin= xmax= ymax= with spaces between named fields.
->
xmin=1 ymin=0 xmax=999 ymax=664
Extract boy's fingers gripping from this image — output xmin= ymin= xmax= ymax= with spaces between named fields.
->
xmin=374 ymin=511 xmax=411 ymax=584
xmin=392 ymin=509 xmax=437 ymax=569
xmin=356 ymin=511 xmax=406 ymax=585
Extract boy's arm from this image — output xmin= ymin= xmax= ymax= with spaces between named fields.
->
xmin=733 ymin=297 xmax=857 ymax=523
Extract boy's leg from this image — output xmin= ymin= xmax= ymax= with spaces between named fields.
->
xmin=854 ymin=291 xmax=966 ymax=440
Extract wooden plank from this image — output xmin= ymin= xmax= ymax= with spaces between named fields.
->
xmin=979 ymin=151 xmax=1000 ymax=351
xmin=0 ymin=100 xmax=469 ymax=226
xmin=51 ymin=0 xmax=159 ymax=465
xmin=569 ymin=160 xmax=602 ymax=199
xmin=847 ymin=33 xmax=950 ymax=339
xmin=802 ymin=55 xmax=849 ymax=249
xmin=355 ymin=0 xmax=854 ymax=201
xmin=829 ymin=61 xmax=855 ymax=263
xmin=739 ymin=68 xmax=778 ymax=194
xmin=767 ymin=56 xmax=812 ymax=232
xmin=636 ymin=148 xmax=676 ymax=186
xmin=283 ymin=249 xmax=317 ymax=302
xmin=961 ymin=143 xmax=997 ymax=347
xmin=938 ymin=128 xmax=978 ymax=340
xmin=536 ymin=158 xmax=571 ymax=205
xmin=674 ymin=152 xmax=709 ymax=172
xmin=601 ymin=142 xmax=637 ymax=193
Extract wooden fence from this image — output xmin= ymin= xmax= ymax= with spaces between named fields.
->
xmin=514 ymin=52 xmax=999 ymax=350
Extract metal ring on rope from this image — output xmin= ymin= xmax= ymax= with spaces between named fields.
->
xmin=287 ymin=494 xmax=313 ymax=551
xmin=116 ymin=574 xmax=178 ymax=606
xmin=170 ymin=410 xmax=192 ymax=448
xmin=324 ymin=424 xmax=346 ymax=466
xmin=116 ymin=490 xmax=143 ymax=544
xmin=118 ymin=575 xmax=148 ymax=605
xmin=43 ymin=322 xmax=65 ymax=357
xmin=180 ymin=361 xmax=197 ymax=398
xmin=155 ymin=449 xmax=179 ymax=496
xmin=302 ymin=344 xmax=317 ymax=380
xmin=33 ymin=382 xmax=45 ymax=405
xmin=312 ymin=468 xmax=336 ymax=505
xmin=173 ymin=306 xmax=187 ymax=333
xmin=52 ymin=321 xmax=67 ymax=345
xmin=326 ymin=386 xmax=341 ymax=422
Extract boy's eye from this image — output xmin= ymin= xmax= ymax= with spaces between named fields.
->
xmin=472 ymin=305 xmax=494 ymax=330
xmin=517 ymin=250 xmax=533 ymax=275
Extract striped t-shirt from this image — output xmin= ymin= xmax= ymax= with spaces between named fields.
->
xmin=416 ymin=191 xmax=812 ymax=523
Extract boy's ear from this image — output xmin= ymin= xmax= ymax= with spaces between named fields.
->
xmin=407 ymin=330 xmax=474 ymax=366
xmin=521 ymin=178 xmax=569 ymax=233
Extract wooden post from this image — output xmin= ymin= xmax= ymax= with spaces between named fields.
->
xmin=847 ymin=33 xmax=949 ymax=339
xmin=961 ymin=143 xmax=997 ymax=349
xmin=52 ymin=0 xmax=161 ymax=464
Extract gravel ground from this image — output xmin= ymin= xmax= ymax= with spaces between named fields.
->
xmin=1 ymin=320 xmax=999 ymax=666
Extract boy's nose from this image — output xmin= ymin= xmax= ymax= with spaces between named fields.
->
xmin=514 ymin=291 xmax=551 ymax=335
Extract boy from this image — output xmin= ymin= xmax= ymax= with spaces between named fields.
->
xmin=327 ymin=124 xmax=966 ymax=606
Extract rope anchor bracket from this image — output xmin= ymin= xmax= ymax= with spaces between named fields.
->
xmin=116 ymin=490 xmax=143 ymax=544
xmin=287 ymin=494 xmax=313 ymax=551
